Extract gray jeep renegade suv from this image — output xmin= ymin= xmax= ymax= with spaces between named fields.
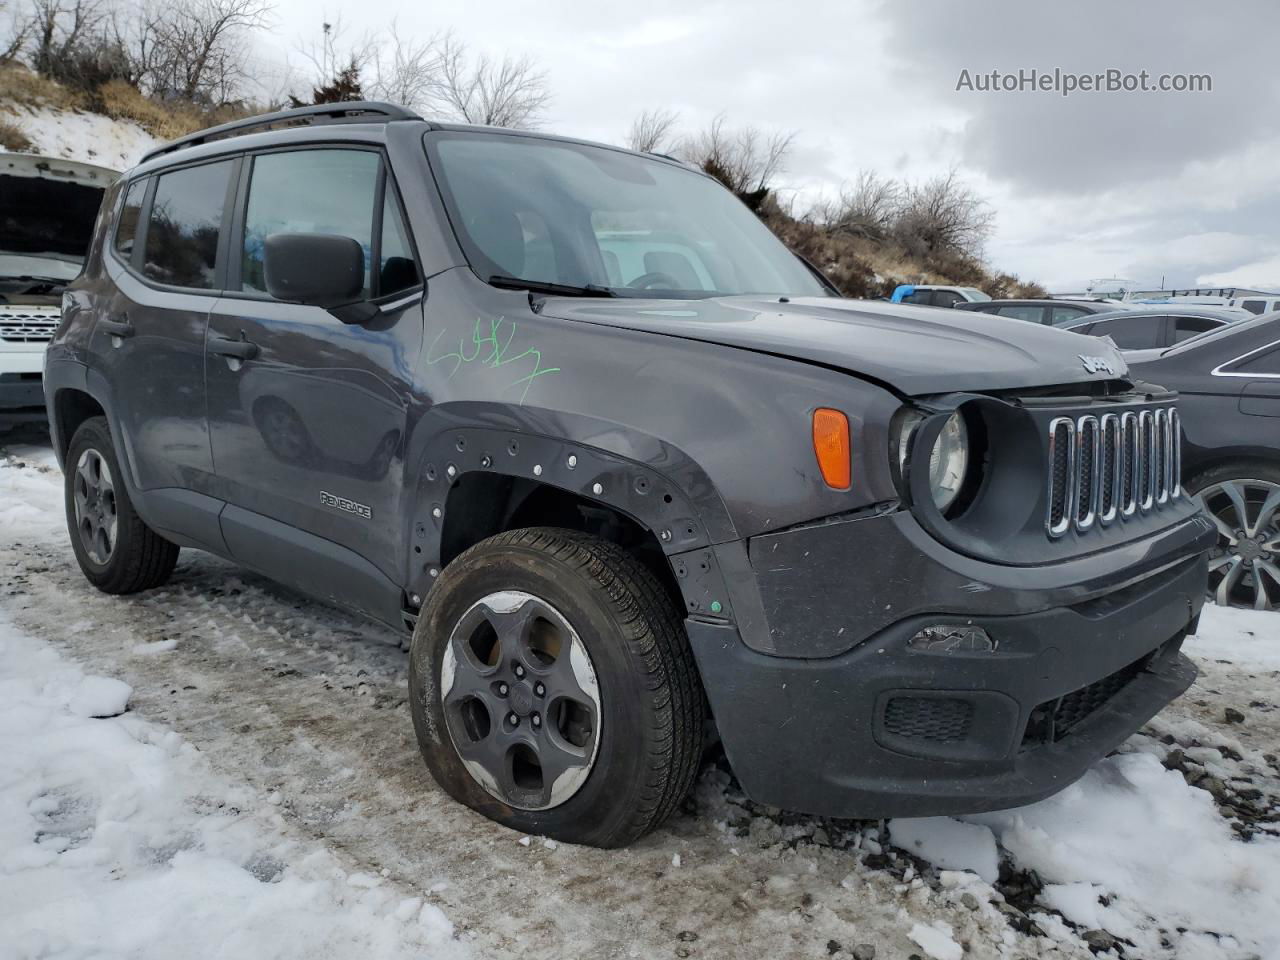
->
xmin=46 ymin=102 xmax=1215 ymax=847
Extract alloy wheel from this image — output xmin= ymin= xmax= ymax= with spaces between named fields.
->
xmin=73 ymin=448 xmax=118 ymax=565
xmin=1199 ymin=478 xmax=1280 ymax=610
xmin=441 ymin=590 xmax=602 ymax=810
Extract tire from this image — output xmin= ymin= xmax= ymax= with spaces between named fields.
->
xmin=409 ymin=527 xmax=704 ymax=848
xmin=64 ymin=416 xmax=179 ymax=594
xmin=1186 ymin=460 xmax=1280 ymax=610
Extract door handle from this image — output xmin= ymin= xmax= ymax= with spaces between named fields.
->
xmin=209 ymin=335 xmax=260 ymax=361
xmin=99 ymin=317 xmax=133 ymax=338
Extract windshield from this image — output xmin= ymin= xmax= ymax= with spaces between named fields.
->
xmin=960 ymin=288 xmax=991 ymax=301
xmin=425 ymin=132 xmax=828 ymax=299
xmin=0 ymin=171 xmax=106 ymax=282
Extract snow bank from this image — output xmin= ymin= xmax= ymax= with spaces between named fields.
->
xmin=1186 ymin=604 xmax=1280 ymax=668
xmin=888 ymin=817 xmax=999 ymax=883
xmin=4 ymin=104 xmax=157 ymax=169
xmin=0 ymin=610 xmax=464 ymax=959
xmin=970 ymin=752 xmax=1280 ymax=959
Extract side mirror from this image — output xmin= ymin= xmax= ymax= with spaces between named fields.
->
xmin=263 ymin=233 xmax=375 ymax=323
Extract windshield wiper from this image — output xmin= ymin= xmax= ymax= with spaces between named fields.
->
xmin=488 ymin=275 xmax=617 ymax=298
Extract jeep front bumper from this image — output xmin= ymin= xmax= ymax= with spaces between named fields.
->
xmin=687 ymin=509 xmax=1214 ymax=819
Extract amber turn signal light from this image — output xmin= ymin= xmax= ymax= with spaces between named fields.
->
xmin=812 ymin=408 xmax=851 ymax=490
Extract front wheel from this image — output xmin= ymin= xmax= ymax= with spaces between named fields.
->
xmin=1188 ymin=462 xmax=1280 ymax=610
xmin=408 ymin=528 xmax=704 ymax=848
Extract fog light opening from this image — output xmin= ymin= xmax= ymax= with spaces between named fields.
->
xmin=908 ymin=624 xmax=995 ymax=653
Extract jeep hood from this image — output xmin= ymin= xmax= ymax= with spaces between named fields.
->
xmin=0 ymin=154 xmax=117 ymax=283
xmin=544 ymin=295 xmax=1128 ymax=395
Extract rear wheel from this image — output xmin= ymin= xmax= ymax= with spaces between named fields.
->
xmin=1188 ymin=462 xmax=1280 ymax=610
xmin=409 ymin=527 xmax=704 ymax=847
xmin=64 ymin=417 xmax=179 ymax=594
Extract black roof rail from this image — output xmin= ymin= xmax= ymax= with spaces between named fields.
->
xmin=139 ymin=101 xmax=424 ymax=163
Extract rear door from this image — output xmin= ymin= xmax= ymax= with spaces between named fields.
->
xmin=204 ymin=145 xmax=425 ymax=620
xmin=93 ymin=158 xmax=236 ymax=503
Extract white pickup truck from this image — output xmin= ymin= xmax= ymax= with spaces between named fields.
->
xmin=1 ymin=153 xmax=116 ymax=421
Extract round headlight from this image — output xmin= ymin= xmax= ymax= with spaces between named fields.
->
xmin=927 ymin=412 xmax=969 ymax=512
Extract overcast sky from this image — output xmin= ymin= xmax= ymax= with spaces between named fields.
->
xmin=258 ymin=0 xmax=1280 ymax=293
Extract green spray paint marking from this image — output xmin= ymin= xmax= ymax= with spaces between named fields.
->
xmin=426 ymin=316 xmax=560 ymax=404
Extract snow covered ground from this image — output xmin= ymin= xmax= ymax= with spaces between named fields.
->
xmin=2 ymin=103 xmax=157 ymax=169
xmin=2 ymin=425 xmax=1278 ymax=960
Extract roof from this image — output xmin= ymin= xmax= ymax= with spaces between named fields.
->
xmin=132 ymin=100 xmax=698 ymax=178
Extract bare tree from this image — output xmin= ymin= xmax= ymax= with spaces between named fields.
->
xmin=891 ymin=170 xmax=994 ymax=259
xmin=145 ymin=0 xmax=272 ymax=103
xmin=23 ymin=0 xmax=107 ymax=77
xmin=679 ymin=114 xmax=795 ymax=210
xmin=365 ymin=22 xmax=440 ymax=110
xmin=427 ymin=33 xmax=550 ymax=129
xmin=826 ymin=170 xmax=901 ymax=240
xmin=1 ymin=0 xmax=35 ymax=62
xmin=625 ymin=107 xmax=679 ymax=153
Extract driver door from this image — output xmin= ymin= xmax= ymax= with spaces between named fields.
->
xmin=205 ymin=146 xmax=424 ymax=621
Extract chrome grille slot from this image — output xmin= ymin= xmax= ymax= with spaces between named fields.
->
xmin=0 ymin=307 xmax=60 ymax=343
xmin=1046 ymin=418 xmax=1075 ymax=536
xmin=1075 ymin=415 xmax=1099 ymax=531
xmin=1099 ymin=413 xmax=1119 ymax=524
xmin=1046 ymin=404 xmax=1181 ymax=538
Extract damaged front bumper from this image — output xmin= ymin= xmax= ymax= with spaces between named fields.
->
xmin=686 ymin=507 xmax=1215 ymax=819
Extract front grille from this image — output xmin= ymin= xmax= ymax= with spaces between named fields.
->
xmin=1023 ymin=657 xmax=1147 ymax=746
xmin=1045 ymin=405 xmax=1181 ymax=537
xmin=883 ymin=696 xmax=974 ymax=743
xmin=0 ymin=306 xmax=60 ymax=343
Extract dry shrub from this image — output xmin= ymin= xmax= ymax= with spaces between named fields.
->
xmin=0 ymin=62 xmax=86 ymax=110
xmin=0 ymin=118 xmax=34 ymax=152
xmin=97 ymin=80 xmax=253 ymax=141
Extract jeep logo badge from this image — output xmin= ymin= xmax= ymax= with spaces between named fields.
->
xmin=1079 ymin=354 xmax=1117 ymax=376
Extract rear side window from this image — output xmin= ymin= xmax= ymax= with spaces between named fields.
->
xmin=1234 ymin=346 xmax=1280 ymax=374
xmin=1089 ymin=316 xmax=1161 ymax=349
xmin=1241 ymin=300 xmax=1266 ymax=314
xmin=143 ymin=161 xmax=233 ymax=289
xmin=996 ymin=305 xmax=1045 ymax=323
xmin=1173 ymin=316 xmax=1220 ymax=342
xmin=114 ymin=179 xmax=147 ymax=261
xmin=241 ymin=149 xmax=381 ymax=296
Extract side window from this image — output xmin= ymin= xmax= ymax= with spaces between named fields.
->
xmin=143 ymin=161 xmax=233 ymax=289
xmin=1089 ymin=316 xmax=1161 ymax=349
xmin=1235 ymin=346 xmax=1280 ymax=375
xmin=114 ymin=179 xmax=147 ymax=261
xmin=933 ymin=291 xmax=965 ymax=307
xmin=1051 ymin=306 xmax=1086 ymax=325
xmin=241 ymin=149 xmax=381 ymax=296
xmin=378 ymin=188 xmax=420 ymax=297
xmin=996 ymin=305 xmax=1045 ymax=323
xmin=1173 ymin=316 xmax=1219 ymax=343
xmin=1241 ymin=300 xmax=1266 ymax=314
xmin=901 ymin=290 xmax=931 ymax=304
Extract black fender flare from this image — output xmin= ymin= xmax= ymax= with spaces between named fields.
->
xmin=403 ymin=420 xmax=741 ymax=624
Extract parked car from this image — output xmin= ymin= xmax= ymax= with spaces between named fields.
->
xmin=1124 ymin=313 xmax=1280 ymax=610
xmin=955 ymin=298 xmax=1119 ymax=326
xmin=1 ymin=154 xmax=116 ymax=423
xmin=889 ymin=283 xmax=990 ymax=307
xmin=1230 ymin=295 xmax=1280 ymax=315
xmin=1060 ymin=305 xmax=1251 ymax=359
xmin=47 ymin=102 xmax=1214 ymax=847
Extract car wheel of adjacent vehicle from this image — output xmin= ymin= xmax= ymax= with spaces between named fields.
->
xmin=64 ymin=416 xmax=179 ymax=594
xmin=408 ymin=527 xmax=704 ymax=848
xmin=1188 ymin=462 xmax=1280 ymax=611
